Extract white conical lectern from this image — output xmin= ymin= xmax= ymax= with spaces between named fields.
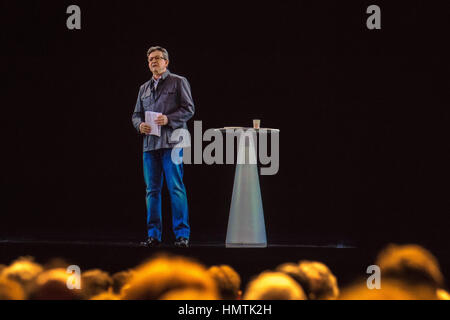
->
xmin=226 ymin=129 xmax=267 ymax=248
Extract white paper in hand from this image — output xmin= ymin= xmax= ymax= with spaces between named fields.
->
xmin=145 ymin=111 xmax=162 ymax=137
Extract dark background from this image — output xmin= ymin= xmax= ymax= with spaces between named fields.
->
xmin=1 ymin=1 xmax=449 ymax=249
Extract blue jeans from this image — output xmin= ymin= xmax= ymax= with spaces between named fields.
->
xmin=143 ymin=148 xmax=190 ymax=241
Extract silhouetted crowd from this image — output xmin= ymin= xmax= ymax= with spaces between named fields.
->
xmin=0 ymin=243 xmax=449 ymax=300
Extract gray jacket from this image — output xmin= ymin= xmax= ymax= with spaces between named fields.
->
xmin=132 ymin=70 xmax=195 ymax=151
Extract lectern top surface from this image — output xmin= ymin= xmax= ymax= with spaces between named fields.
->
xmin=214 ymin=127 xmax=280 ymax=132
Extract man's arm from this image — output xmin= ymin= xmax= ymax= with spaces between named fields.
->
xmin=132 ymin=87 xmax=144 ymax=134
xmin=166 ymin=77 xmax=195 ymax=129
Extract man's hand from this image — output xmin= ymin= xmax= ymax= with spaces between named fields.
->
xmin=140 ymin=123 xmax=151 ymax=135
xmin=155 ymin=114 xmax=169 ymax=126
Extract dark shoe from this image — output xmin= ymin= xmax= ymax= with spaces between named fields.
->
xmin=174 ymin=237 xmax=189 ymax=248
xmin=141 ymin=237 xmax=161 ymax=247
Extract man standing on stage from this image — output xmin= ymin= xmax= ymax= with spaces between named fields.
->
xmin=132 ymin=46 xmax=195 ymax=248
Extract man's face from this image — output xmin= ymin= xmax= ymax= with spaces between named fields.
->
xmin=148 ymin=50 xmax=169 ymax=75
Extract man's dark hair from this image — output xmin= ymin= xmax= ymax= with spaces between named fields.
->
xmin=147 ymin=46 xmax=169 ymax=61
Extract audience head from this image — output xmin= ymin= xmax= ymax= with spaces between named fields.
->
xmin=81 ymin=269 xmax=113 ymax=299
xmin=0 ymin=264 xmax=6 ymax=275
xmin=42 ymin=258 xmax=71 ymax=271
xmin=339 ymin=280 xmax=419 ymax=300
xmin=207 ymin=265 xmax=242 ymax=300
xmin=90 ymin=290 xmax=120 ymax=300
xmin=436 ymin=288 xmax=450 ymax=300
xmin=112 ymin=270 xmax=134 ymax=295
xmin=1 ymin=256 xmax=43 ymax=295
xmin=29 ymin=268 xmax=82 ymax=300
xmin=295 ymin=260 xmax=339 ymax=300
xmin=243 ymin=271 xmax=306 ymax=300
xmin=160 ymin=288 xmax=218 ymax=300
xmin=375 ymin=244 xmax=444 ymax=289
xmin=121 ymin=254 xmax=218 ymax=300
xmin=275 ymin=262 xmax=305 ymax=286
xmin=0 ymin=277 xmax=26 ymax=300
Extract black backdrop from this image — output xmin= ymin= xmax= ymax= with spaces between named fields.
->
xmin=1 ymin=1 xmax=449 ymax=248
